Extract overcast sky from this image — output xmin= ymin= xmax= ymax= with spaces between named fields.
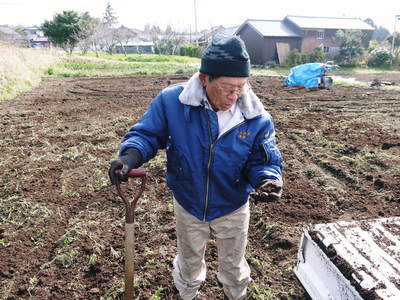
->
xmin=0 ymin=0 xmax=399 ymax=32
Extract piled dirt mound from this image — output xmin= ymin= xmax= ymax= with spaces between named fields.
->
xmin=0 ymin=74 xmax=399 ymax=299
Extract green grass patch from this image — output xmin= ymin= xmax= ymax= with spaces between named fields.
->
xmin=332 ymin=77 xmax=368 ymax=87
xmin=48 ymin=55 xmax=199 ymax=77
xmin=77 ymin=52 xmax=199 ymax=63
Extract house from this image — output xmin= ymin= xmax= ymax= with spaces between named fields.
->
xmin=115 ymin=40 xmax=154 ymax=54
xmin=24 ymin=26 xmax=52 ymax=48
xmin=197 ymin=25 xmax=239 ymax=46
xmin=235 ymin=16 xmax=374 ymax=65
xmin=235 ymin=19 xmax=301 ymax=65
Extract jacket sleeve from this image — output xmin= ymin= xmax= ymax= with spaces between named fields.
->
xmin=119 ymin=92 xmax=168 ymax=163
xmin=244 ymin=115 xmax=283 ymax=188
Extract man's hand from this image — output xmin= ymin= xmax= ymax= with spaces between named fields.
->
xmin=108 ymin=148 xmax=142 ymax=185
xmin=250 ymin=179 xmax=283 ymax=203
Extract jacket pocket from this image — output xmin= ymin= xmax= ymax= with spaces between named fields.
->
xmin=166 ymin=143 xmax=191 ymax=181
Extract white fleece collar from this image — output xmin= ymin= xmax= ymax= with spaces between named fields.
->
xmin=178 ymin=72 xmax=265 ymax=119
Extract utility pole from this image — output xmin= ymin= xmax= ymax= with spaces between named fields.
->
xmin=194 ymin=0 xmax=198 ymax=46
xmin=391 ymin=15 xmax=400 ymax=57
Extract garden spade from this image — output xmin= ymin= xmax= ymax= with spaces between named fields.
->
xmin=115 ymin=169 xmax=147 ymax=300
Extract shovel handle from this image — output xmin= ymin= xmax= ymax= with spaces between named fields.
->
xmin=114 ymin=169 xmax=146 ymax=300
xmin=115 ymin=168 xmax=147 ymax=224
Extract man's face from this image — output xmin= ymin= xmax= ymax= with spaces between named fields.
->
xmin=200 ymin=74 xmax=248 ymax=111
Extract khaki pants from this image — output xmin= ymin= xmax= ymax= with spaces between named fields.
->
xmin=172 ymin=199 xmax=251 ymax=300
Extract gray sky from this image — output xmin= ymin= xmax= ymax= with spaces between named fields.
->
xmin=0 ymin=0 xmax=399 ymax=32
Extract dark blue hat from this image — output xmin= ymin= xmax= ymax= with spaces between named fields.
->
xmin=200 ymin=35 xmax=250 ymax=77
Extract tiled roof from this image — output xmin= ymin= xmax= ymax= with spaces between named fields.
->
xmin=286 ymin=15 xmax=374 ymax=30
xmin=241 ymin=19 xmax=301 ymax=37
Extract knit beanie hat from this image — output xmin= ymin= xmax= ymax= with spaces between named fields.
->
xmin=200 ymin=35 xmax=250 ymax=77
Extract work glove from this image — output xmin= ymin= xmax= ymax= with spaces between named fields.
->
xmin=250 ymin=179 xmax=283 ymax=203
xmin=108 ymin=148 xmax=142 ymax=185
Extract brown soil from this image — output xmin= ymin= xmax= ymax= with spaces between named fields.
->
xmin=337 ymin=72 xmax=400 ymax=85
xmin=0 ymin=74 xmax=399 ymax=299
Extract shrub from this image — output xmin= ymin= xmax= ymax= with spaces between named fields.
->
xmin=284 ymin=47 xmax=325 ymax=66
xmin=309 ymin=46 xmax=324 ymax=63
xmin=180 ymin=45 xmax=204 ymax=58
xmin=367 ymin=48 xmax=393 ymax=67
xmin=284 ymin=48 xmax=303 ymax=66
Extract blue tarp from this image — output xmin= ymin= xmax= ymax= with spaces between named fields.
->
xmin=284 ymin=63 xmax=333 ymax=88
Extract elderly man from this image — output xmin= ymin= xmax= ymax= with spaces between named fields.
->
xmin=109 ymin=36 xmax=283 ymax=300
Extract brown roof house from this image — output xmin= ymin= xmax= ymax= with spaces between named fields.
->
xmin=235 ymin=15 xmax=374 ymax=65
xmin=24 ymin=26 xmax=52 ymax=48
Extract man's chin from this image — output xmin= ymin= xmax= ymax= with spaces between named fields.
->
xmin=220 ymin=104 xmax=232 ymax=111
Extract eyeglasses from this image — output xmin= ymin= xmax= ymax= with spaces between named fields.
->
xmin=213 ymin=81 xmax=250 ymax=96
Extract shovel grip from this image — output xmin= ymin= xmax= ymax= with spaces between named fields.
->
xmin=115 ymin=168 xmax=146 ymax=178
xmin=115 ymin=168 xmax=147 ymax=224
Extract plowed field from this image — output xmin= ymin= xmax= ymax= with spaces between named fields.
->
xmin=1 ymin=74 xmax=399 ymax=299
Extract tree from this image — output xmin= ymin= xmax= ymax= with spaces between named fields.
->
xmin=363 ymin=18 xmax=376 ymax=48
xmin=100 ymin=2 xmax=119 ymax=54
xmin=76 ymin=17 xmax=102 ymax=55
xmin=103 ymin=1 xmax=118 ymax=27
xmin=13 ymin=26 xmax=28 ymax=38
xmin=333 ymin=30 xmax=364 ymax=62
xmin=386 ymin=34 xmax=400 ymax=49
xmin=154 ymin=26 xmax=187 ymax=55
xmin=165 ymin=25 xmax=173 ymax=35
xmin=42 ymin=10 xmax=90 ymax=53
xmin=364 ymin=18 xmax=376 ymax=28
xmin=372 ymin=26 xmax=390 ymax=43
xmin=115 ymin=25 xmax=138 ymax=56
xmin=386 ymin=33 xmax=400 ymax=64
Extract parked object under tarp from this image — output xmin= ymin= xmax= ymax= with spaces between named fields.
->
xmin=284 ymin=63 xmax=334 ymax=88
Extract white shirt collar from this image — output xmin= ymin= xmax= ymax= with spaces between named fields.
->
xmin=203 ymin=96 xmax=237 ymax=115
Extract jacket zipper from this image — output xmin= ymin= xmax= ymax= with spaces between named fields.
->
xmin=204 ymin=110 xmax=214 ymax=221
xmin=203 ymin=109 xmax=246 ymax=221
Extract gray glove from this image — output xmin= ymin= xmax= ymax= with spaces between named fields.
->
xmin=108 ymin=148 xmax=142 ymax=185
xmin=250 ymin=179 xmax=283 ymax=203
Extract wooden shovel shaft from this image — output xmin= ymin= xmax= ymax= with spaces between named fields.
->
xmin=114 ymin=168 xmax=146 ymax=300
xmin=125 ymin=222 xmax=135 ymax=300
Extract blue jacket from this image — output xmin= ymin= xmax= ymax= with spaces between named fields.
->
xmin=120 ymin=73 xmax=283 ymax=221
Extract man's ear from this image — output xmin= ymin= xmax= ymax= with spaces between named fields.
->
xmin=198 ymin=73 xmax=208 ymax=87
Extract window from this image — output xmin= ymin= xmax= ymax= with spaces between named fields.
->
xmin=323 ymin=46 xmax=330 ymax=53
xmin=316 ymin=30 xmax=325 ymax=40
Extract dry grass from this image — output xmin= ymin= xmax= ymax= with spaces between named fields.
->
xmin=0 ymin=43 xmax=64 ymax=101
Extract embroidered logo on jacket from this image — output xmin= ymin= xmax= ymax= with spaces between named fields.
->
xmin=239 ymin=131 xmax=251 ymax=139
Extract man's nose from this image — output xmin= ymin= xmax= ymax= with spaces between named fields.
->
xmin=227 ymin=93 xmax=239 ymax=101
